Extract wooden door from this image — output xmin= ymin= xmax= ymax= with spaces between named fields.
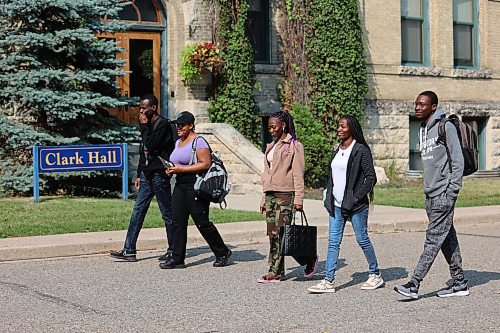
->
xmin=109 ymin=32 xmax=161 ymax=124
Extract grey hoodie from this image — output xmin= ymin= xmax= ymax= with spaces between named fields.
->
xmin=420 ymin=107 xmax=464 ymax=198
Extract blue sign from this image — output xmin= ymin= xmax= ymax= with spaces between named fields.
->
xmin=33 ymin=144 xmax=129 ymax=202
xmin=38 ymin=145 xmax=124 ymax=172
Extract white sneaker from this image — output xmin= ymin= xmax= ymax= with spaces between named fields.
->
xmin=307 ymin=279 xmax=336 ymax=293
xmin=361 ymin=274 xmax=384 ymax=290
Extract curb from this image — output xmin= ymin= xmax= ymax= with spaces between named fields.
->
xmin=1 ymin=211 xmax=499 ymax=262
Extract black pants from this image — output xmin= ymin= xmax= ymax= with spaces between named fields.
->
xmin=171 ymin=182 xmax=228 ymax=263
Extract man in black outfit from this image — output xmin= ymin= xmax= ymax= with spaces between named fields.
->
xmin=111 ymin=94 xmax=175 ymax=262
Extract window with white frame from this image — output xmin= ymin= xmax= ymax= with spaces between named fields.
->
xmin=453 ymin=0 xmax=478 ymax=68
xmin=401 ymin=0 xmax=428 ymax=65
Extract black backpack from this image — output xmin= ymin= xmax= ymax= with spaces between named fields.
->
xmin=438 ymin=114 xmax=478 ymax=176
xmin=190 ymin=136 xmax=230 ymax=208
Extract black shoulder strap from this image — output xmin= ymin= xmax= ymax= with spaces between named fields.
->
xmin=153 ymin=115 xmax=164 ymax=131
xmin=438 ymin=117 xmax=452 ymax=173
xmin=437 ymin=117 xmax=448 ymax=146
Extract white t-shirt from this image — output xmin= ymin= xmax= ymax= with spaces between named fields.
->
xmin=331 ymin=140 xmax=356 ymax=207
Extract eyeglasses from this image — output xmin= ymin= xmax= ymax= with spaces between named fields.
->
xmin=414 ymin=102 xmax=432 ymax=107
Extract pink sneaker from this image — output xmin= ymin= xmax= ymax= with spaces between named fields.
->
xmin=304 ymin=255 xmax=318 ymax=279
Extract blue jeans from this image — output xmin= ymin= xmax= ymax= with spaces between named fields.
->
xmin=324 ymin=206 xmax=380 ymax=282
xmin=124 ymin=172 xmax=173 ymax=253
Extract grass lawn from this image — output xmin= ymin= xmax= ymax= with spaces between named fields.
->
xmin=0 ymin=197 xmax=264 ymax=238
xmin=306 ymin=178 xmax=500 ymax=209
xmin=375 ymin=178 xmax=500 ymax=208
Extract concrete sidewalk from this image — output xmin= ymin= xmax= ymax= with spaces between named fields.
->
xmin=1 ymin=194 xmax=499 ymax=261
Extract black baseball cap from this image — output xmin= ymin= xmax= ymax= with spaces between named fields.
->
xmin=175 ymin=111 xmax=195 ymax=125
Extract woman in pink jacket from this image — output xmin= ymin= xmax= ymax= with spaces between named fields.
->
xmin=257 ymin=111 xmax=318 ymax=283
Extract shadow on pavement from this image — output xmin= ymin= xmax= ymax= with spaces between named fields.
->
xmin=183 ymin=245 xmax=266 ymax=267
xmin=336 ymin=266 xmax=408 ymax=291
xmin=285 ymin=259 xmax=347 ymax=282
xmin=458 ymin=269 xmax=500 ymax=288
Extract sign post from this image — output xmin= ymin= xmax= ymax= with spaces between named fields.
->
xmin=33 ymin=144 xmax=129 ymax=202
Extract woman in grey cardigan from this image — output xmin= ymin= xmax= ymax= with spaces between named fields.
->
xmin=308 ymin=115 xmax=383 ymax=293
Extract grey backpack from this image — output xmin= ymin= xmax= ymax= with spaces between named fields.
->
xmin=190 ymin=136 xmax=230 ymax=208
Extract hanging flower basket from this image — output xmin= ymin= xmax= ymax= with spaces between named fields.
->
xmin=180 ymin=41 xmax=223 ymax=84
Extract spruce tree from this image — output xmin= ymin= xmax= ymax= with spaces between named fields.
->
xmin=0 ymin=0 xmax=137 ymax=196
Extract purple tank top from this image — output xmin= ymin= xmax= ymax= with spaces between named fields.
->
xmin=170 ymin=137 xmax=209 ymax=166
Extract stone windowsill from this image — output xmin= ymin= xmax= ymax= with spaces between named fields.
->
xmin=398 ymin=65 xmax=493 ymax=79
xmin=254 ymin=64 xmax=282 ymax=74
xmin=399 ymin=66 xmax=442 ymax=76
xmin=451 ymin=68 xmax=493 ymax=79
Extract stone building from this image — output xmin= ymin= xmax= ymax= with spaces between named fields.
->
xmin=113 ymin=0 xmax=500 ymax=190
xmin=360 ymin=0 xmax=500 ymax=176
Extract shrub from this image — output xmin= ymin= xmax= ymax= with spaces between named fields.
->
xmin=291 ymin=103 xmax=331 ymax=188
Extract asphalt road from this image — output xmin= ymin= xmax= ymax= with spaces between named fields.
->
xmin=1 ymin=224 xmax=499 ymax=333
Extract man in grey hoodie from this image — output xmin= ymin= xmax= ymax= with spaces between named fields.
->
xmin=394 ymin=91 xmax=470 ymax=299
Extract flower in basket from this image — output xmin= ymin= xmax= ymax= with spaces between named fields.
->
xmin=180 ymin=41 xmax=223 ymax=83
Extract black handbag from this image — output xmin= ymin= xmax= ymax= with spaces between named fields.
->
xmin=279 ymin=210 xmax=317 ymax=257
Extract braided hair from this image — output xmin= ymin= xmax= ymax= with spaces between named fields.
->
xmin=339 ymin=115 xmax=375 ymax=205
xmin=270 ymin=110 xmax=297 ymax=140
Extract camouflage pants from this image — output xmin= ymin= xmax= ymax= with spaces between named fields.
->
xmin=264 ymin=192 xmax=313 ymax=276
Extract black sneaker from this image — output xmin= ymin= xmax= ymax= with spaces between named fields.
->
xmin=437 ymin=280 xmax=470 ymax=298
xmin=213 ymin=249 xmax=232 ymax=267
xmin=394 ymin=281 xmax=419 ymax=299
xmin=158 ymin=251 xmax=173 ymax=262
xmin=110 ymin=250 xmax=137 ymax=262
xmin=159 ymin=259 xmax=186 ymax=269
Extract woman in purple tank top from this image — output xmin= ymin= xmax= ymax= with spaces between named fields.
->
xmin=159 ymin=111 xmax=232 ymax=269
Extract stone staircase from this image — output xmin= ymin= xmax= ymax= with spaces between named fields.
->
xmin=196 ymin=123 xmax=264 ymax=195
xmin=127 ymin=123 xmax=264 ymax=195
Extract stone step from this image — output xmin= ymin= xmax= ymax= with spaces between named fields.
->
xmin=228 ymin=173 xmax=261 ymax=185
xmin=230 ymin=183 xmax=262 ymax=195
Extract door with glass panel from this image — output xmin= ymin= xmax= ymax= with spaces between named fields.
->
xmin=104 ymin=0 xmax=165 ymax=124
xmin=462 ymin=117 xmax=486 ymax=170
xmin=107 ymin=32 xmax=161 ymax=124
xmin=409 ymin=118 xmax=423 ymax=171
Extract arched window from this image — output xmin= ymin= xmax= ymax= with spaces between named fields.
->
xmin=118 ymin=0 xmax=162 ymax=25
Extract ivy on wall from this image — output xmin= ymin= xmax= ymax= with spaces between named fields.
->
xmin=208 ymin=0 xmax=260 ymax=145
xmin=274 ymin=0 xmax=368 ymax=186
xmin=306 ymin=0 xmax=367 ymax=141
xmin=276 ymin=0 xmax=309 ymax=110
xmin=206 ymin=0 xmax=367 ymax=186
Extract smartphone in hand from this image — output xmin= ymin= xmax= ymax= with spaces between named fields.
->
xmin=158 ymin=156 xmax=175 ymax=168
